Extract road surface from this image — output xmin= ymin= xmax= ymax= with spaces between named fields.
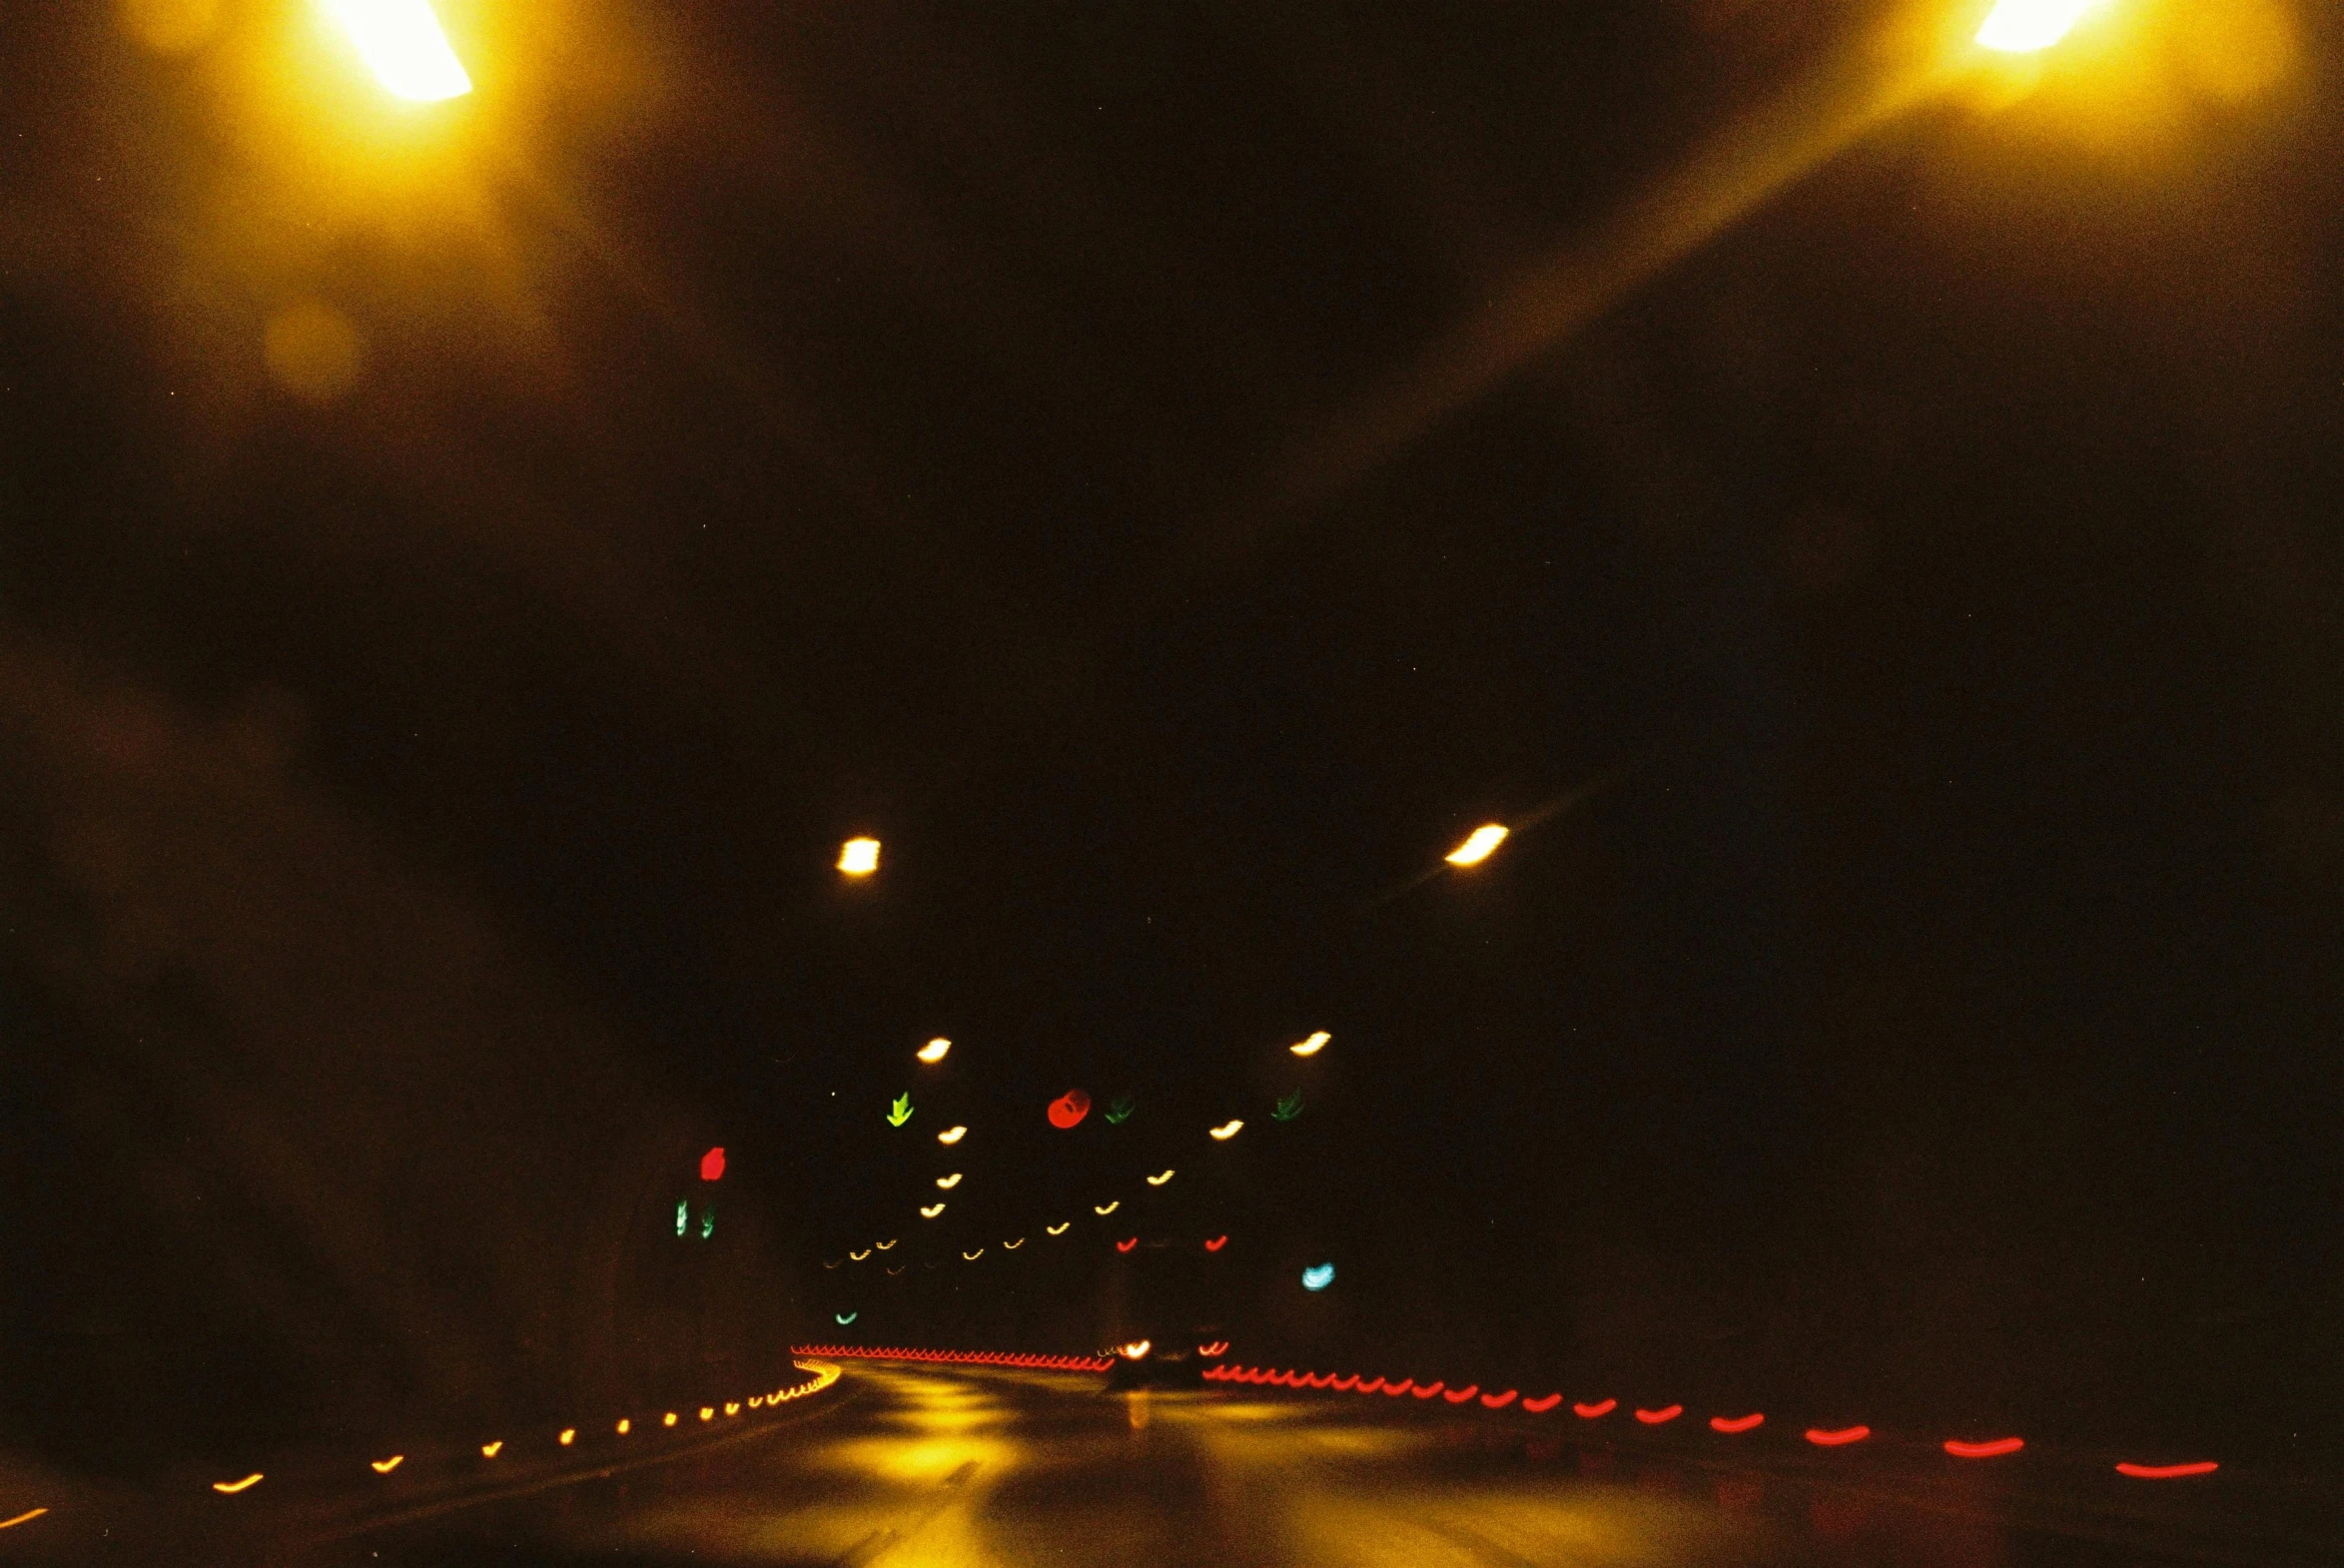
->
xmin=282 ymin=1363 xmax=2326 ymax=1568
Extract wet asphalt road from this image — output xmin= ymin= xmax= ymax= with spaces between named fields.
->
xmin=287 ymin=1363 xmax=2331 ymax=1568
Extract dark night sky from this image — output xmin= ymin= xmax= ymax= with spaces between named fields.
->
xmin=1 ymin=0 xmax=2340 ymax=1471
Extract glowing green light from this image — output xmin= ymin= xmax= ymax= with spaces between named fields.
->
xmin=1272 ymin=1091 xmax=1304 ymax=1123
xmin=700 ymin=1206 xmax=716 ymax=1240
xmin=675 ymin=1200 xmax=688 ymax=1236
xmin=1105 ymin=1096 xmax=1136 ymax=1125
xmin=887 ymin=1093 xmax=914 ymax=1128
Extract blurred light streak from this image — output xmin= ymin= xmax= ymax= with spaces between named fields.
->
xmin=1199 ymin=1341 xmax=1229 ymax=1356
xmin=1445 ymin=825 xmax=1510 ymax=866
xmin=921 ymin=1203 xmax=946 ymax=1218
xmin=875 ymin=1239 xmax=898 ymax=1250
xmin=1481 ymin=1389 xmax=1519 ymax=1408
xmin=698 ymin=1408 xmax=714 ymax=1422
xmin=663 ymin=1413 xmax=678 ymax=1427
xmin=2117 ymin=1460 xmax=2218 ymax=1478
xmin=0 ymin=1509 xmax=47 ymax=1530
xmin=936 ymin=1174 xmax=963 ymax=1189
xmin=850 ymin=1249 xmax=871 ymax=1260
xmin=1711 ymin=1413 xmax=1766 ymax=1433
xmin=1975 ymin=0 xmax=2101 ymax=53
xmin=616 ymin=1419 xmax=631 ymax=1435
xmin=918 ymin=1038 xmax=952 ymax=1064
xmin=320 ymin=0 xmax=470 ymax=102
xmin=822 ymin=1259 xmax=841 ymax=1268
xmin=1049 ymin=1091 xmax=1092 ymax=1129
xmin=213 ymin=1475 xmax=264 ymax=1494
xmin=963 ymin=1248 xmax=985 ymax=1259
xmin=1122 ymin=1340 xmax=1154 ymax=1359
xmin=1209 ymin=1120 xmax=1244 ymax=1140
xmin=1095 ymin=1201 xmax=1120 ymax=1215
xmin=1356 ymin=1376 xmax=1385 ymax=1392
xmin=480 ymin=1441 xmax=502 ymax=1457
xmin=888 ymin=1094 xmax=915 ymax=1128
xmin=558 ymin=1428 xmax=575 ymax=1446
xmin=748 ymin=1397 xmax=763 ymax=1409
xmin=1574 ymin=1400 xmax=1617 ymax=1418
xmin=1290 ymin=1032 xmax=1331 ymax=1057
xmin=1382 ymin=1380 xmax=1414 ymax=1396
xmin=939 ymin=1127 xmax=968 ymax=1145
xmin=838 ymin=838 xmax=881 ymax=875
xmin=370 ymin=1456 xmax=403 ymax=1473
xmin=1106 ymin=1097 xmax=1137 ymax=1125
xmin=1004 ymin=1237 xmax=1026 ymax=1248
xmin=1946 ymin=1436 xmax=2023 ymax=1457
xmin=699 ymin=1147 xmax=726 ymax=1181
xmin=1047 ymin=1222 xmax=1071 ymax=1235
xmin=1807 ymin=1426 xmax=1872 ymax=1446
xmin=1116 ymin=1236 xmax=1139 ymax=1252
xmin=1205 ymin=1235 xmax=1228 ymax=1251
xmin=1635 ymin=1405 xmax=1684 ymax=1424
xmin=1272 ymin=1092 xmax=1304 ymax=1122
xmin=1412 ymin=1382 xmax=1445 ymax=1400
xmin=1443 ymin=1385 xmax=1480 ymax=1403
xmin=836 ymin=1312 xmax=858 ymax=1324
xmin=1147 ymin=1170 xmax=1175 ymax=1185
xmin=1301 ymin=1262 xmax=1335 ymax=1290
xmin=1522 ymin=1394 xmax=1563 ymax=1412
xmin=724 ymin=1402 xmax=740 ymax=1416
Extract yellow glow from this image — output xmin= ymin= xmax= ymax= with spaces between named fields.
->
xmin=213 ymin=1474 xmax=264 ymax=1494
xmin=0 ymin=1509 xmax=47 ymax=1530
xmin=936 ymin=1173 xmax=963 ymax=1189
xmin=963 ymin=1247 xmax=985 ymax=1259
xmin=874 ymin=1238 xmax=898 ymax=1249
xmin=480 ymin=1441 xmax=502 ymax=1458
xmin=838 ymin=837 xmax=881 ymax=875
xmin=699 ymin=1407 xmax=714 ymax=1422
xmin=321 ymin=0 xmax=472 ymax=102
xmin=1975 ymin=0 xmax=2102 ymax=53
xmin=1290 ymin=1031 xmax=1330 ymax=1057
xmin=1121 ymin=1339 xmax=1153 ymax=1359
xmin=724 ymin=1402 xmax=741 ymax=1416
xmin=370 ymin=1455 xmax=403 ymax=1474
xmin=1094 ymin=1200 xmax=1119 ymax=1215
xmin=921 ymin=1202 xmax=946 ymax=1217
xmin=938 ymin=1126 xmax=968 ymax=1145
xmin=849 ymin=1248 xmax=871 ymax=1260
xmin=1047 ymin=1221 xmax=1071 ymax=1234
xmin=1147 ymin=1170 xmax=1174 ymax=1186
xmin=1004 ymin=1237 xmax=1025 ymax=1248
xmin=663 ymin=1412 xmax=678 ymax=1427
xmin=1445 ymin=824 xmax=1509 ymax=866
xmin=1209 ymin=1120 xmax=1244 ymax=1141
xmin=918 ymin=1037 xmax=951 ymax=1063
xmin=616 ymin=1419 xmax=631 ymax=1435
xmin=557 ymin=1428 xmax=575 ymax=1446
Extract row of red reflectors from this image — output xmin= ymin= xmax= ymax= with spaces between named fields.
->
xmin=1201 ymin=1365 xmax=2218 ymax=1478
xmin=795 ymin=1343 xmax=1116 ymax=1372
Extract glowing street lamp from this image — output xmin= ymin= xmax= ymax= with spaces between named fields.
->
xmin=838 ymin=838 xmax=881 ymax=876
xmin=322 ymin=0 xmax=472 ymax=102
xmin=1975 ymin=0 xmax=2103 ymax=53
xmin=1445 ymin=824 xmax=1509 ymax=867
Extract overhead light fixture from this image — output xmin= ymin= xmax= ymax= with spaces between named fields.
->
xmin=837 ymin=838 xmax=881 ymax=875
xmin=1974 ymin=0 xmax=2102 ymax=53
xmin=321 ymin=0 xmax=472 ymax=102
xmin=1444 ymin=824 xmax=1509 ymax=867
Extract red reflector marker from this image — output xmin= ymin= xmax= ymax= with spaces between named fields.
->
xmin=1412 ymin=1382 xmax=1444 ymax=1399
xmin=1946 ymin=1437 xmax=2024 ymax=1458
xmin=1481 ymin=1389 xmax=1518 ymax=1408
xmin=1574 ymin=1399 xmax=1617 ymax=1419
xmin=1443 ymin=1385 xmax=1479 ymax=1403
xmin=2116 ymin=1460 xmax=2218 ymax=1479
xmin=1635 ymin=1405 xmax=1683 ymax=1425
xmin=700 ymin=1147 xmax=726 ymax=1181
xmin=1710 ymin=1413 xmax=1765 ymax=1434
xmin=1806 ymin=1426 xmax=1871 ymax=1447
xmin=1521 ymin=1393 xmax=1563 ymax=1413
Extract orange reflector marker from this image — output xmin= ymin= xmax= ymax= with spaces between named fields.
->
xmin=213 ymin=1474 xmax=264 ymax=1495
xmin=1806 ymin=1426 xmax=1872 ymax=1447
xmin=616 ymin=1419 xmax=631 ymax=1434
xmin=0 ymin=1509 xmax=50 ymax=1529
xmin=1946 ymin=1437 xmax=2023 ymax=1458
xmin=1574 ymin=1399 xmax=1617 ymax=1418
xmin=558 ymin=1428 xmax=575 ymax=1445
xmin=1710 ymin=1413 xmax=1765 ymax=1434
xmin=371 ymin=1456 xmax=403 ymax=1474
xmin=2116 ymin=1460 xmax=2218 ymax=1479
xmin=1635 ymin=1405 xmax=1684 ymax=1424
xmin=1522 ymin=1393 xmax=1563 ymax=1413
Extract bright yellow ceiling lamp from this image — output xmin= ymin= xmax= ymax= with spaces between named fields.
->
xmin=323 ymin=0 xmax=472 ymax=101
xmin=1974 ymin=0 xmax=2103 ymax=54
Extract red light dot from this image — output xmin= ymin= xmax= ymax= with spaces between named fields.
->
xmin=700 ymin=1147 xmax=726 ymax=1181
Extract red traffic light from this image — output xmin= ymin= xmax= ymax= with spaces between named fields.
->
xmin=700 ymin=1147 xmax=726 ymax=1181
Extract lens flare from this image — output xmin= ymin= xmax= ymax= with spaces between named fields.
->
xmin=1974 ymin=0 xmax=2102 ymax=53
xmin=320 ymin=0 xmax=471 ymax=101
xmin=1445 ymin=824 xmax=1509 ymax=866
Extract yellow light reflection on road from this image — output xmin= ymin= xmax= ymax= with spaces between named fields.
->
xmin=321 ymin=0 xmax=471 ymax=101
xmin=1976 ymin=0 xmax=2102 ymax=53
xmin=1445 ymin=825 xmax=1509 ymax=866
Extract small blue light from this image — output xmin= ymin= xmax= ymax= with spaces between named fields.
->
xmin=1301 ymin=1262 xmax=1334 ymax=1291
